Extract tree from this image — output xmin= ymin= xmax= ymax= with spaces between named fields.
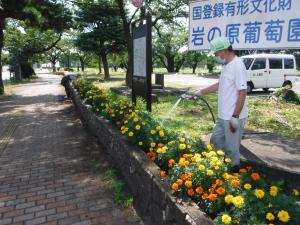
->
xmin=44 ymin=47 xmax=63 ymax=72
xmin=0 ymin=0 xmax=71 ymax=94
xmin=75 ymin=0 xmax=125 ymax=79
xmin=186 ymin=51 xmax=207 ymax=74
xmin=153 ymin=25 xmax=187 ymax=72
xmin=4 ymin=21 xmax=63 ymax=77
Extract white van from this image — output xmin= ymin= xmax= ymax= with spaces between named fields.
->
xmin=240 ymin=54 xmax=297 ymax=93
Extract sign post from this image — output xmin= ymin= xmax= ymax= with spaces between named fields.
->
xmin=131 ymin=14 xmax=152 ymax=112
xmin=189 ymin=0 xmax=300 ymax=50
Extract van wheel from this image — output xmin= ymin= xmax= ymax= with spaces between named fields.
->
xmin=283 ymin=81 xmax=292 ymax=88
xmin=247 ymin=83 xmax=253 ymax=93
xmin=263 ymin=88 xmax=269 ymax=92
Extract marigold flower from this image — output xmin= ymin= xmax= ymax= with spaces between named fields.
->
xmin=277 ymin=210 xmax=290 ymax=223
xmin=225 ymin=158 xmax=232 ymax=163
xmin=133 ymin=117 xmax=139 ymax=122
xmin=187 ymin=189 xmax=195 ymax=197
xmin=184 ymin=161 xmax=190 ymax=166
xmin=232 ymin=196 xmax=244 ymax=208
xmin=169 ymin=159 xmax=175 ymax=165
xmin=198 ymin=165 xmax=205 ymax=171
xmin=251 ymin=172 xmax=260 ymax=180
xmin=135 ymin=125 xmax=141 ymax=130
xmin=150 ymin=142 xmax=156 ymax=148
xmin=96 ymin=108 xmax=100 ymax=112
xmin=225 ymin=194 xmax=233 ymax=204
xmin=158 ymin=143 xmax=164 ymax=147
xmin=209 ymin=194 xmax=217 ymax=201
xmin=159 ymin=130 xmax=164 ymax=137
xmin=187 ymin=144 xmax=192 ymax=149
xmin=239 ymin=168 xmax=247 ymax=173
xmin=221 ymin=214 xmax=232 ymax=225
xmin=138 ymin=141 xmax=143 ymax=146
xmin=207 ymin=144 xmax=214 ymax=151
xmin=217 ymin=150 xmax=224 ymax=156
xmin=177 ymin=179 xmax=183 ymax=186
xmin=292 ymin=188 xmax=299 ymax=196
xmin=270 ymin=186 xmax=278 ymax=197
xmin=244 ymin=183 xmax=252 ymax=190
xmin=179 ymin=143 xmax=186 ymax=150
xmin=160 ymin=171 xmax=166 ymax=177
xmin=254 ymin=189 xmax=265 ymax=199
xmin=206 ymin=169 xmax=214 ymax=176
xmin=150 ymin=130 xmax=156 ymax=135
xmin=266 ymin=212 xmax=275 ymax=221
xmin=185 ymin=180 xmax=193 ymax=188
xmin=156 ymin=125 xmax=161 ymax=131
xmin=216 ymin=179 xmax=223 ymax=186
xmin=128 ymin=131 xmax=134 ymax=137
xmin=179 ymin=138 xmax=185 ymax=143
xmin=171 ymin=183 xmax=179 ymax=191
xmin=216 ymin=187 xmax=226 ymax=195
xmin=195 ymin=186 xmax=203 ymax=194
xmin=202 ymin=193 xmax=208 ymax=200
xmin=231 ymin=179 xmax=240 ymax=188
xmin=181 ymin=174 xmax=188 ymax=180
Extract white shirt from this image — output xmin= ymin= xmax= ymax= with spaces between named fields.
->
xmin=218 ymin=56 xmax=248 ymax=120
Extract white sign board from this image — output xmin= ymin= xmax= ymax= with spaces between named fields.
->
xmin=133 ymin=37 xmax=147 ymax=77
xmin=189 ymin=0 xmax=300 ymax=50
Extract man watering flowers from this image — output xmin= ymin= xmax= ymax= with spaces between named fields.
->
xmin=194 ymin=37 xmax=248 ymax=172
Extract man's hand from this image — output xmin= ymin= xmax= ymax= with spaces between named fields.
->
xmin=229 ymin=117 xmax=239 ymax=133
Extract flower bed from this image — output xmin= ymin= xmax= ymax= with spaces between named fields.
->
xmin=69 ymin=78 xmax=300 ymax=225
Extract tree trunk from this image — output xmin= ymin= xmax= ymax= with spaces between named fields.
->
xmin=117 ymin=0 xmax=132 ymax=86
xmin=67 ymin=55 xmax=70 ymax=68
xmin=51 ymin=61 xmax=56 ymax=73
xmin=79 ymin=57 xmax=85 ymax=72
xmin=101 ymin=52 xmax=109 ymax=80
xmin=167 ymin=55 xmax=175 ymax=73
xmin=0 ymin=18 xmax=5 ymax=95
xmin=98 ymin=56 xmax=102 ymax=74
xmin=192 ymin=63 xmax=197 ymax=74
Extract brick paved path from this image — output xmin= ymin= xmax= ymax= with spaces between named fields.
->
xmin=0 ymin=74 xmax=143 ymax=225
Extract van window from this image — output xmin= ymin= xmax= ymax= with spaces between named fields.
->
xmin=242 ymin=58 xmax=254 ymax=70
xmin=284 ymin=58 xmax=294 ymax=69
xmin=251 ymin=58 xmax=266 ymax=70
xmin=269 ymin=58 xmax=282 ymax=69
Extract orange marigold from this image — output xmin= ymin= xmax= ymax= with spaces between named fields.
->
xmin=216 ymin=179 xmax=223 ymax=186
xmin=202 ymin=193 xmax=208 ymax=200
xmin=181 ymin=174 xmax=188 ymax=180
xmin=168 ymin=159 xmax=175 ymax=165
xmin=177 ymin=179 xmax=183 ymax=186
xmin=239 ymin=168 xmax=247 ymax=174
xmin=216 ymin=187 xmax=226 ymax=195
xmin=160 ymin=171 xmax=166 ymax=177
xmin=251 ymin=172 xmax=261 ymax=180
xmin=187 ymin=189 xmax=195 ymax=197
xmin=196 ymin=186 xmax=203 ymax=194
xmin=171 ymin=183 xmax=179 ymax=191
xmin=185 ymin=180 xmax=193 ymax=188
xmin=158 ymin=143 xmax=164 ymax=148
xmin=209 ymin=194 xmax=217 ymax=201
xmin=231 ymin=179 xmax=240 ymax=187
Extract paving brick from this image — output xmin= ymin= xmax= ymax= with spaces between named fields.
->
xmin=0 ymin=218 xmax=12 ymax=225
xmin=13 ymin=213 xmax=34 ymax=222
xmin=58 ymin=216 xmax=80 ymax=225
xmin=35 ymin=208 xmax=56 ymax=218
xmin=71 ymin=220 xmax=91 ymax=225
xmin=25 ymin=204 xmax=45 ymax=213
xmin=16 ymin=201 xmax=35 ymax=210
xmin=25 ymin=216 xmax=46 ymax=225
xmin=47 ymin=212 xmax=67 ymax=221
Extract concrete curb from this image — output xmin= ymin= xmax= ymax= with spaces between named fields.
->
xmin=67 ymin=83 xmax=213 ymax=225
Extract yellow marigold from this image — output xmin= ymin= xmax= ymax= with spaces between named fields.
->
xmin=206 ymin=169 xmax=214 ymax=176
xmin=150 ymin=142 xmax=156 ymax=148
xmin=221 ymin=214 xmax=232 ymax=225
xmin=156 ymin=125 xmax=161 ymax=131
xmin=232 ymin=196 xmax=244 ymax=208
xmin=244 ymin=183 xmax=252 ymax=190
xmin=179 ymin=138 xmax=185 ymax=143
xmin=177 ymin=179 xmax=183 ymax=186
xmin=138 ymin=141 xmax=143 ymax=146
xmin=224 ymin=194 xmax=233 ymax=204
xmin=96 ymin=108 xmax=100 ymax=112
xmin=179 ymin=143 xmax=186 ymax=150
xmin=266 ymin=212 xmax=275 ymax=221
xmin=277 ymin=210 xmax=290 ymax=223
xmin=111 ymin=114 xmax=115 ymax=117
xmin=150 ymin=130 xmax=156 ymax=135
xmin=157 ymin=148 xmax=162 ymax=154
xmin=207 ymin=144 xmax=214 ymax=151
xmin=225 ymin=158 xmax=232 ymax=163
xmin=185 ymin=180 xmax=193 ymax=188
xmin=270 ymin=186 xmax=278 ymax=197
xmin=184 ymin=161 xmax=190 ymax=166
xmin=187 ymin=144 xmax=192 ymax=149
xmin=141 ymin=121 xmax=146 ymax=125
xmin=161 ymin=146 xmax=168 ymax=154
xmin=128 ymin=131 xmax=134 ymax=137
xmin=179 ymin=158 xmax=186 ymax=167
xmin=254 ymin=189 xmax=265 ymax=199
xmin=198 ymin=165 xmax=205 ymax=171
xmin=135 ymin=125 xmax=141 ymax=130
xmin=171 ymin=183 xmax=179 ymax=191
xmin=133 ymin=117 xmax=139 ymax=122
xmin=159 ymin=130 xmax=165 ymax=137
xmin=217 ymin=150 xmax=224 ymax=156
xmin=292 ymin=188 xmax=299 ymax=196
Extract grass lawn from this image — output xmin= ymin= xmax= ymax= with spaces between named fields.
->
xmin=81 ymin=68 xmax=300 ymax=139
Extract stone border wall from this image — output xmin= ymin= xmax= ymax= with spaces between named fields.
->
xmin=67 ymin=83 xmax=213 ymax=225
